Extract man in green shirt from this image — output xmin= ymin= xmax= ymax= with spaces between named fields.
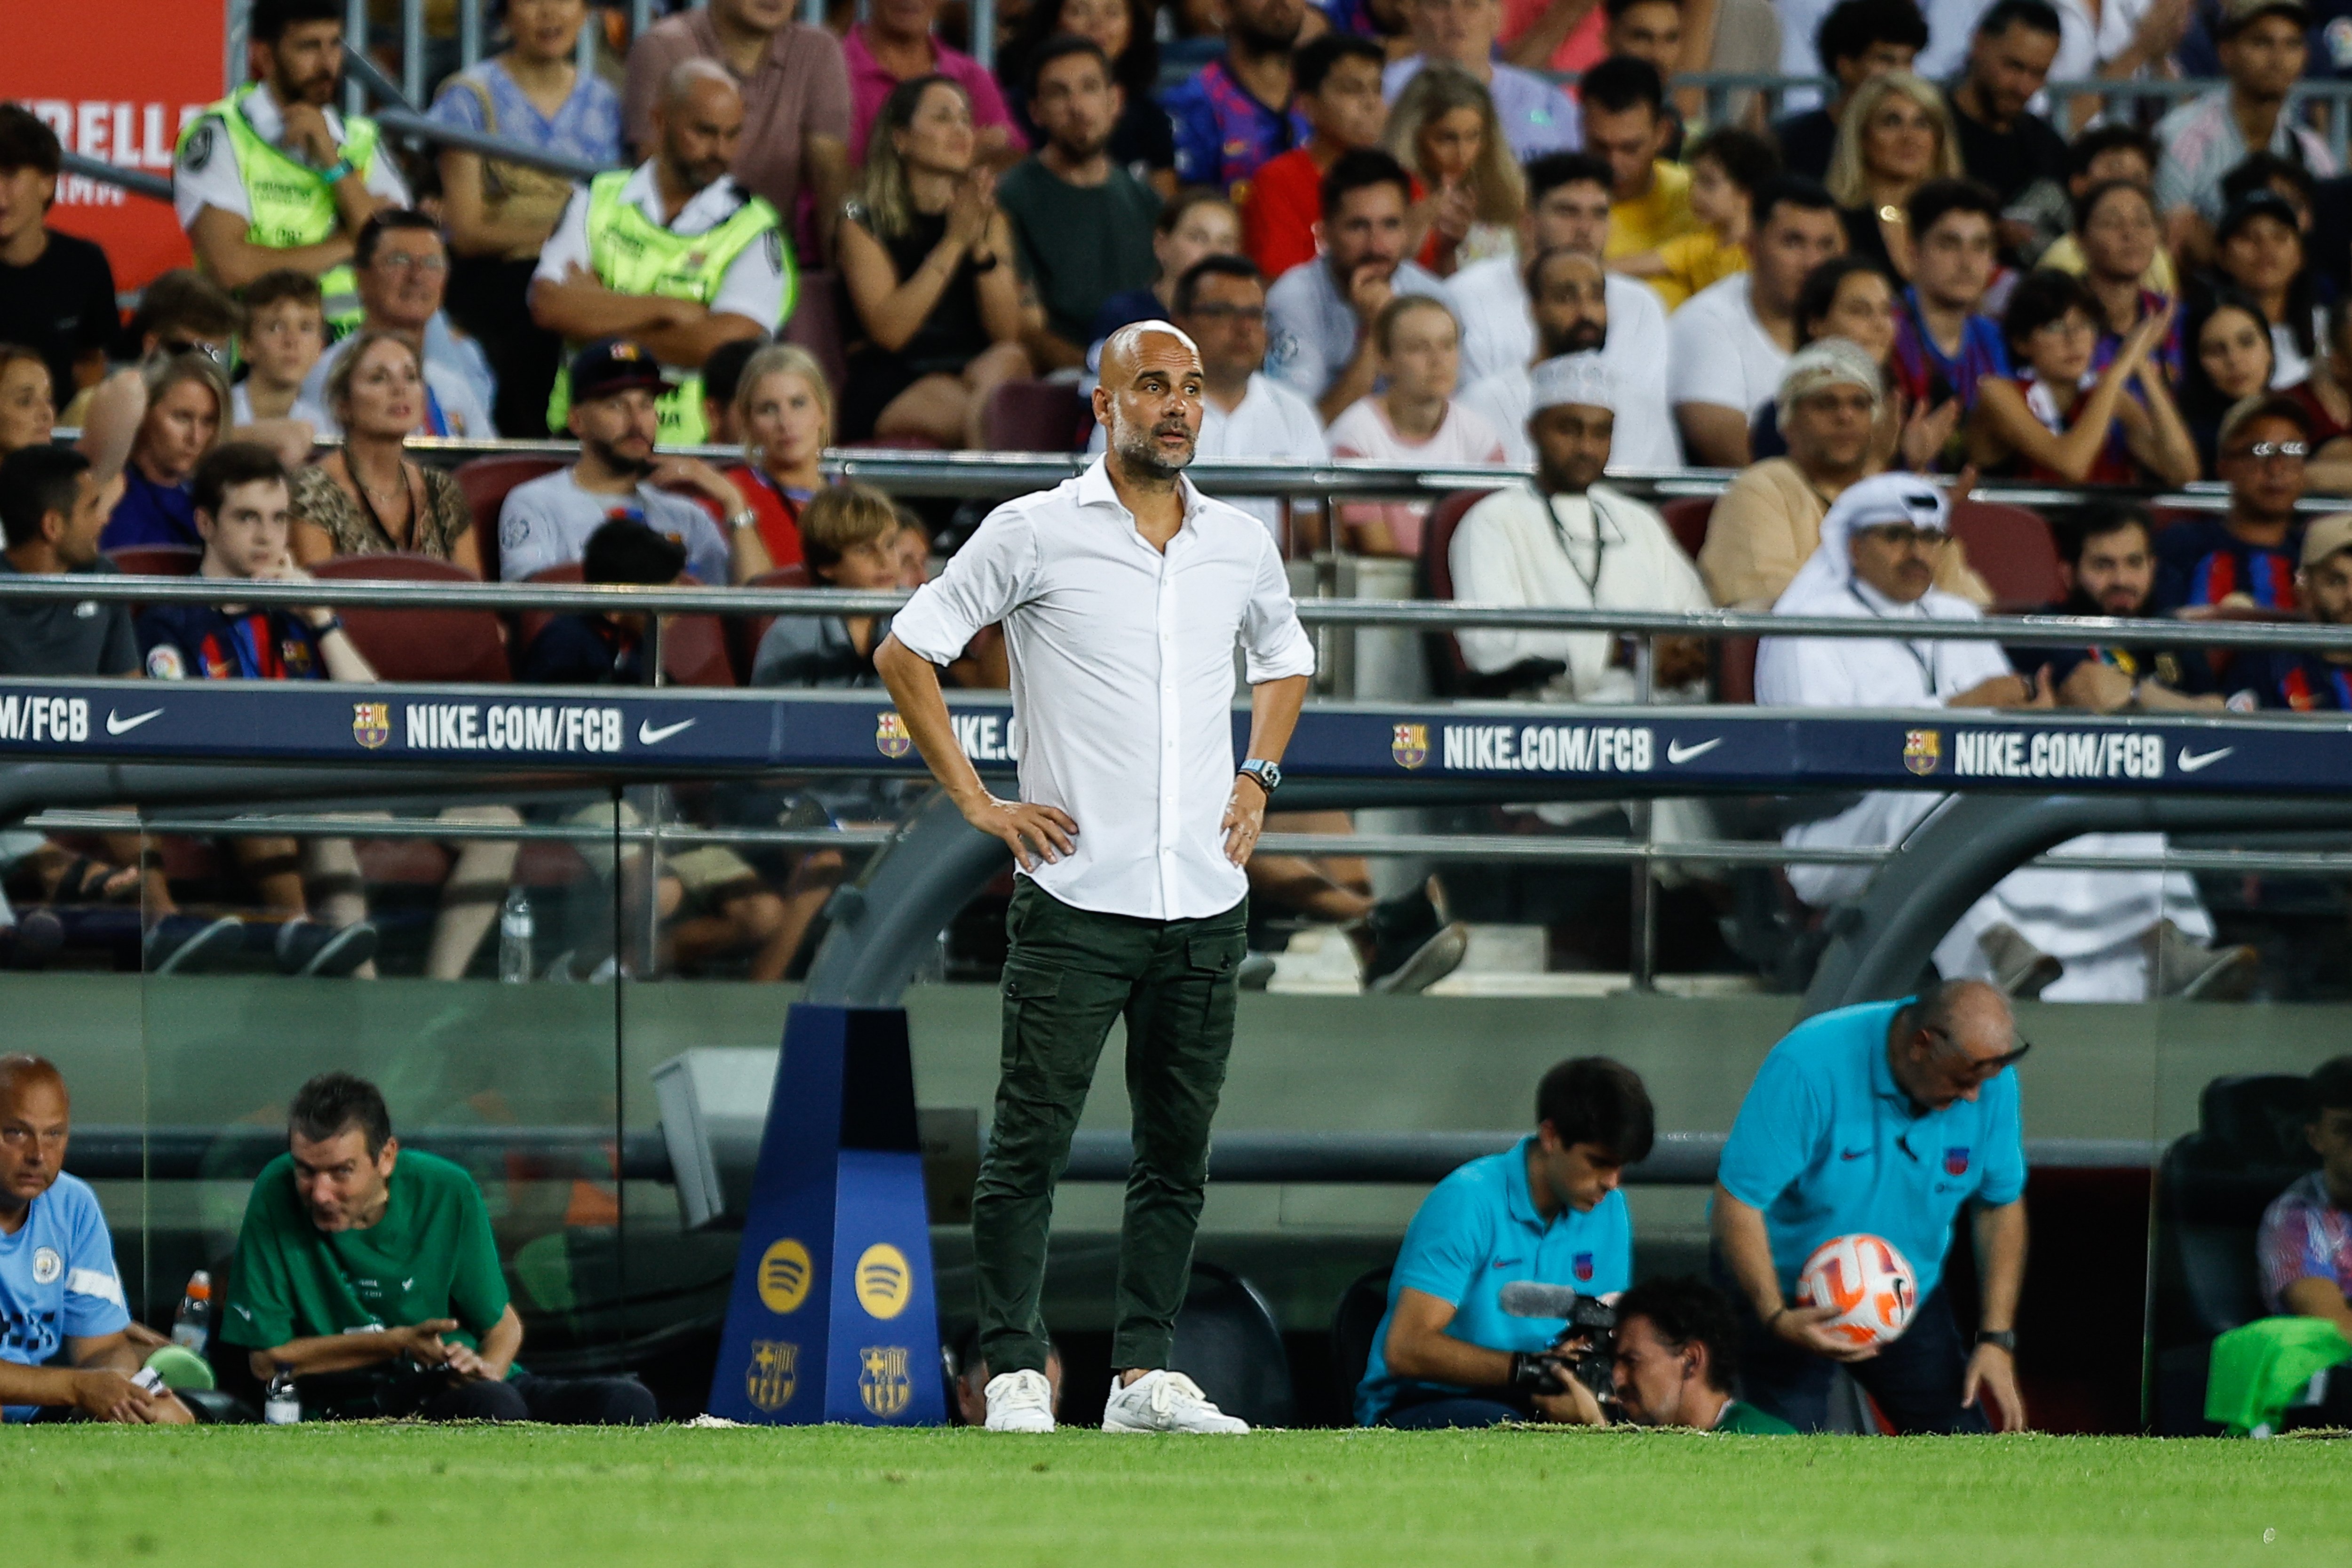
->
xmin=1608 ymin=1275 xmax=1799 ymax=1435
xmin=220 ymin=1073 xmax=657 ymax=1424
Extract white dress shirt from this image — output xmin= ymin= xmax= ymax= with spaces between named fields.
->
xmin=1446 ymin=259 xmax=1683 ymax=470
xmin=891 ymin=459 xmax=1317 ymax=921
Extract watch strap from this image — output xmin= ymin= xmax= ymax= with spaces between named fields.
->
xmin=1974 ymin=1329 xmax=2017 ymax=1352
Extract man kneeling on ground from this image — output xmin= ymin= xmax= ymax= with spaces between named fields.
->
xmin=220 ymin=1071 xmax=657 ymax=1423
xmin=1607 ymin=1274 xmax=1795 ymax=1433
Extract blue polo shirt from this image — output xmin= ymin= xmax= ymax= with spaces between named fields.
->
xmin=1716 ymin=998 xmax=2026 ymax=1306
xmin=1 ymin=1174 xmax=131 ymax=1422
xmin=1354 ymin=1135 xmax=1631 ymax=1425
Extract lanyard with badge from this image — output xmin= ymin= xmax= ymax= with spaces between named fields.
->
xmin=1846 ymin=583 xmax=1939 ymax=695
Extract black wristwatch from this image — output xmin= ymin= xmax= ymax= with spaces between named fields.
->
xmin=1974 ymin=1330 xmax=2017 ymax=1353
xmin=1237 ymin=759 xmax=1281 ymax=796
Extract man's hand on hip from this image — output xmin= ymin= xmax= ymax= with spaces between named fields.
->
xmin=1221 ymin=776 xmax=1268 ymax=865
xmin=1963 ymin=1343 xmax=2026 ymax=1432
xmin=958 ymin=792 xmax=1078 ymax=871
xmin=1772 ymin=1304 xmax=1879 ymax=1363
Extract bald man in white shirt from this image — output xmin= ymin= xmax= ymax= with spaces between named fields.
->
xmin=878 ymin=321 xmax=1315 ymax=1436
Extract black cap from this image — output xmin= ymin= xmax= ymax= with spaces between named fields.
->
xmin=569 ymin=338 xmax=667 ymax=404
xmin=2216 ymin=188 xmax=2303 ymax=246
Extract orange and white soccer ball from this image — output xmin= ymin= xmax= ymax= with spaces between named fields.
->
xmin=1795 ymin=1234 xmax=1917 ymax=1349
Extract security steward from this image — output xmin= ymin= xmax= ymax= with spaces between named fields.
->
xmin=876 ymin=321 xmax=1314 ymax=1435
xmin=174 ymin=0 xmax=407 ymax=334
xmin=529 ymin=59 xmax=793 ymax=444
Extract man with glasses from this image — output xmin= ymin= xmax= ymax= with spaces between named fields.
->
xmin=1712 ymin=978 xmax=2029 ymax=1433
xmin=2159 ymin=394 xmax=2312 ymax=620
xmin=1160 ymin=255 xmax=1326 ymax=548
xmin=291 ymin=210 xmax=497 ymax=439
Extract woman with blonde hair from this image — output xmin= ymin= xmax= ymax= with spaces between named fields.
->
xmin=1384 ymin=64 xmax=1525 ymax=278
xmin=98 ymin=352 xmax=230 ymax=551
xmin=286 ymin=330 xmax=480 ymax=572
xmin=1825 ymin=72 xmax=1963 ymax=284
xmin=723 ymin=342 xmax=836 ymax=569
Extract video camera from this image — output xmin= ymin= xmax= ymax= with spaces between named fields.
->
xmin=1499 ymin=1281 xmax=1619 ymax=1408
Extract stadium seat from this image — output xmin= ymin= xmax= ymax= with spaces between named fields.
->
xmin=453 ymin=454 xmax=565 ymax=583
xmin=1327 ymin=1263 xmax=1394 ymax=1414
xmin=980 ymin=380 xmax=1089 ymax=453
xmin=105 ymin=545 xmax=203 ymax=577
xmin=310 ymin=553 xmax=511 ymax=684
xmin=518 ymin=564 xmax=735 ymax=687
xmin=732 ymin=563 xmax=811 ymax=681
xmin=1716 ymin=634 xmax=1760 ymax=703
xmin=1415 ymin=487 xmax=1506 ymax=696
xmin=1169 ymin=1261 xmax=1296 ymax=1429
xmin=1660 ymin=495 xmax=1715 ymax=561
xmin=780 ymin=270 xmax=850 ymax=396
xmin=1949 ymin=500 xmax=2064 ymax=612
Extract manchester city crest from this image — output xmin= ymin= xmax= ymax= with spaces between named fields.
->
xmin=1902 ymin=728 xmax=1940 ymax=776
xmin=858 ymin=1345 xmax=913 ymax=1419
xmin=352 ymin=702 xmax=391 ymax=749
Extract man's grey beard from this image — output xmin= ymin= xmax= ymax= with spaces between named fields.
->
xmin=1112 ymin=423 xmax=1194 ymax=482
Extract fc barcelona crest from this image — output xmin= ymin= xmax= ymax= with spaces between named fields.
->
xmin=351 ymin=702 xmax=391 ymax=749
xmin=1902 ymin=728 xmax=1940 ymax=776
xmin=875 ymin=711 xmax=913 ymax=759
xmin=858 ymin=1345 xmax=913 ymax=1419
xmin=1391 ymin=723 xmax=1428 ymax=770
xmin=746 ymin=1339 xmax=799 ymax=1411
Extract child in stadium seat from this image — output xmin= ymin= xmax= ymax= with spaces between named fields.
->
xmin=1327 ymin=293 xmax=1504 ymax=557
xmin=232 ymin=271 xmax=328 ymax=427
xmin=750 ymin=483 xmax=901 ymax=687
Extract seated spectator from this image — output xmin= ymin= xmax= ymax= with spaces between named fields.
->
xmin=1667 ymin=175 xmax=1846 ymax=467
xmin=2181 ymin=291 xmax=2280 ymax=472
xmin=1759 ymin=473 xmax=2241 ymax=1000
xmin=1945 ymin=0 xmax=2068 ymax=261
xmin=1747 ymin=255 xmax=1923 ymax=467
xmin=293 ymin=213 xmax=497 ymax=441
xmin=137 ymin=444 xmax=380 ymax=978
xmin=1357 ymin=1057 xmax=1653 ymax=1427
xmin=1450 ymin=353 xmax=1708 ymax=699
xmin=1383 ymin=64 xmax=1522 ymax=278
xmin=751 ymin=483 xmax=902 ymax=685
xmin=1827 ymin=72 xmax=1962 ymax=282
xmin=233 ymin=271 xmax=328 ymax=426
xmin=999 ymin=39 xmax=1164 ymax=372
xmin=220 ymin=1072 xmax=658 ymax=1424
xmin=2153 ymin=0 xmax=2332 ymax=254
xmin=1266 ymin=149 xmax=1446 ymax=422
xmin=1610 ymin=127 xmax=1778 ymax=311
xmin=443 ymin=0 xmax=629 ymax=440
xmin=518 ymin=515 xmax=684 ymax=685
xmin=0 ymin=447 xmax=134 ymax=677
xmin=1886 ymin=178 xmax=2009 ymax=472
xmin=1704 ymin=337 xmax=1989 ymax=606
xmin=1242 ymin=33 xmax=1391 ymax=281
xmin=1159 ymin=0 xmax=1310 ymax=194
xmin=1457 ymin=247 xmax=1604 ymax=466
xmin=1327 ymin=295 xmax=1505 ymax=557
xmin=61 ymin=270 xmax=240 ymax=435
xmin=0 ymin=1055 xmax=193 ymax=1425
xmin=1768 ymin=0 xmax=1926 ymax=184
xmin=1608 ymin=1275 xmax=1796 ymax=1433
xmin=1088 ymin=191 xmax=1242 ymax=358
xmin=530 ymin=63 xmax=790 ymax=447
xmin=1595 ymin=0 xmax=1689 ymax=139
xmin=724 ymin=342 xmax=832 ymax=567
xmin=2073 ymin=180 xmax=2180 ymax=386
xmin=839 ymin=76 xmax=1034 ymax=446
xmin=844 ymin=0 xmax=1025 ymax=167
xmin=1164 ymin=255 xmax=1329 ymax=548
xmin=0 ymin=106 xmax=119 ymax=413
xmin=1970 ymin=270 xmax=2194 ymax=486
xmin=1581 ymin=56 xmax=1699 ymax=265
xmin=699 ymin=336 xmax=764 ymax=446
xmin=1384 ymin=0 xmax=1579 ymax=161
xmin=2010 ymin=504 xmax=2232 ymax=712
xmin=285 ymin=332 xmax=480 ymax=572
xmin=2266 ymin=517 xmax=2352 ymax=708
xmin=501 ymin=340 xmax=770 ymax=585
xmin=0 ymin=345 xmax=56 ymax=461
xmin=1447 ymin=154 xmax=1681 ymax=467
xmin=98 ymin=354 xmax=230 ymax=552
xmin=2165 ymin=391 xmax=2313 ymax=620
xmin=2038 ymin=124 xmax=2174 ymax=294
xmin=2257 ymin=1057 xmax=2352 ymax=1344
xmin=2212 ymin=190 xmax=2320 ymax=390
xmin=1002 ymin=0 xmax=1174 ymax=199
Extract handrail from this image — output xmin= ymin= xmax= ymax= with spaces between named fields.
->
xmin=10 ymin=571 xmax=2351 ymax=653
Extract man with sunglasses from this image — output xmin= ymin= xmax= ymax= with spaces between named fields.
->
xmin=1712 ymin=979 xmax=2029 ymax=1434
xmin=2158 ymin=394 xmax=2312 ymax=620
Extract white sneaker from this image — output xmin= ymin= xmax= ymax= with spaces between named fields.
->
xmin=1100 ymin=1369 xmax=1249 ymax=1433
xmin=983 ymin=1369 xmax=1056 ymax=1433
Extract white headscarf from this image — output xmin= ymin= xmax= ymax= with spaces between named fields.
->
xmin=1771 ymin=470 xmax=1951 ymax=613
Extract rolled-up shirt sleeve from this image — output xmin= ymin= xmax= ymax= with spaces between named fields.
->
xmin=891 ymin=508 xmax=1036 ymax=666
xmin=1240 ymin=529 xmax=1316 ymax=683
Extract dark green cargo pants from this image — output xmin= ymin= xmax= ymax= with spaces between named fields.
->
xmin=973 ymin=877 xmax=1249 ymax=1377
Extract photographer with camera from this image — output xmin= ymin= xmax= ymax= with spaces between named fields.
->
xmin=1609 ymin=1275 xmax=1796 ymax=1433
xmin=1355 ymin=1058 xmax=1653 ymax=1428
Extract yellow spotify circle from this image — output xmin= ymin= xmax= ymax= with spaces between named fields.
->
xmin=855 ymin=1242 xmax=913 ymax=1320
xmin=757 ymin=1238 xmax=813 ymax=1314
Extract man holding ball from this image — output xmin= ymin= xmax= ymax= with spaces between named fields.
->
xmin=877 ymin=321 xmax=1314 ymax=1435
xmin=1711 ymin=979 xmax=2029 ymax=1433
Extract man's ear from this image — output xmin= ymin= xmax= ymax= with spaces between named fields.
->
xmin=377 ymin=1134 xmax=400 ymax=1178
xmin=39 ymin=508 xmax=69 ymax=548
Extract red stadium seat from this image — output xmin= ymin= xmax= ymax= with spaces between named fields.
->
xmin=1660 ymin=495 xmax=1715 ymax=561
xmin=1716 ymin=635 xmax=1760 ymax=703
xmin=310 ymin=554 xmax=510 ymax=684
xmin=980 ymin=380 xmax=1089 ymax=453
xmin=1949 ymin=499 xmax=2064 ymax=612
xmin=1415 ymin=487 xmax=1502 ymax=695
xmin=780 ymin=270 xmax=850 ymax=398
xmin=517 ymin=564 xmax=735 ymax=687
xmin=106 ymin=545 xmax=203 ymax=577
xmin=732 ymin=563 xmax=812 ymax=682
xmin=453 ymin=455 xmax=565 ymax=584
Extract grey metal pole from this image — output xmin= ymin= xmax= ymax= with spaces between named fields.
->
xmin=1628 ymin=635 xmax=1656 ymax=991
xmin=346 ymin=0 xmax=369 ymax=117
xmin=460 ymin=0 xmax=485 ymax=70
xmin=227 ymin=0 xmax=254 ymax=94
xmin=578 ymin=10 xmax=599 ymax=73
xmin=803 ymin=0 xmax=825 ymax=22
xmin=631 ymin=0 xmax=655 ymax=49
xmin=403 ymin=0 xmax=428 ymax=108
xmin=971 ymin=0 xmax=996 ymax=69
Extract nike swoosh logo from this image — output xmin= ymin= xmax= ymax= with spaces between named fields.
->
xmin=637 ymin=718 xmax=696 ymax=746
xmin=2176 ymin=746 xmax=2233 ymax=773
xmin=1666 ymin=737 xmax=1723 ymax=764
xmin=105 ymin=708 xmax=163 ymax=735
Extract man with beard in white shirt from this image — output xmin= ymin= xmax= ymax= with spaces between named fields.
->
xmin=1446 ymin=154 xmax=1681 ymax=471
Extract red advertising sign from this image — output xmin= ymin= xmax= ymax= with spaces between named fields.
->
xmin=3 ymin=0 xmax=230 ymax=292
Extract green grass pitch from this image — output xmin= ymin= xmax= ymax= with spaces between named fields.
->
xmin=11 ymin=1425 xmax=2350 ymax=1565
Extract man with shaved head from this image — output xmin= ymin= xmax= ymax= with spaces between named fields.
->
xmin=0 ymin=1056 xmax=191 ymax=1423
xmin=531 ymin=58 xmax=794 ymax=443
xmin=1711 ymin=979 xmax=2030 ymax=1434
xmin=878 ymin=320 xmax=1315 ymax=1434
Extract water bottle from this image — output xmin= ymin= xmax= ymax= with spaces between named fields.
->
xmin=498 ymin=887 xmax=534 ymax=983
xmin=263 ymin=1362 xmax=301 ymax=1425
xmin=170 ymin=1269 xmax=212 ymax=1354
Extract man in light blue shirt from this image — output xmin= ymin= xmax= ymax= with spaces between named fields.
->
xmin=1712 ymin=979 xmax=2029 ymax=1433
xmin=1357 ymin=1058 xmax=1652 ymax=1427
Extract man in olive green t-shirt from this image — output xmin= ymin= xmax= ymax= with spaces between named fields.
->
xmin=220 ymin=1071 xmax=656 ymax=1424
xmin=1607 ymin=1276 xmax=1800 ymax=1436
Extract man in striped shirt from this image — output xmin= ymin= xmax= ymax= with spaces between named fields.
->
xmin=2257 ymin=1055 xmax=2352 ymax=1339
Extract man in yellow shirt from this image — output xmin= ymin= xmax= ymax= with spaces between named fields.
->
xmin=1580 ymin=56 xmax=1700 ymax=261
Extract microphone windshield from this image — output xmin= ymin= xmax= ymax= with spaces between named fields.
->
xmin=1497 ymin=1280 xmax=1583 ymax=1319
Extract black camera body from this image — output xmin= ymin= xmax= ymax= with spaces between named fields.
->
xmin=1548 ymin=1295 xmax=1619 ymax=1397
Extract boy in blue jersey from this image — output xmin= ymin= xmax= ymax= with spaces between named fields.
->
xmin=1712 ymin=978 xmax=2029 ymax=1433
xmin=1356 ymin=1057 xmax=1653 ymax=1427
xmin=0 ymin=1055 xmax=190 ymax=1423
